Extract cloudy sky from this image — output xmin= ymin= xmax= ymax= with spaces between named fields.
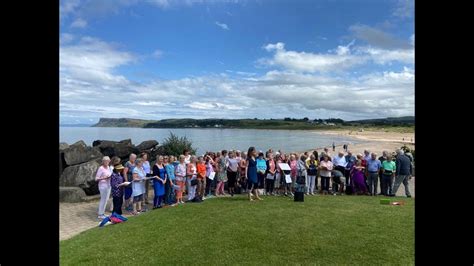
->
xmin=60 ymin=0 xmax=414 ymax=124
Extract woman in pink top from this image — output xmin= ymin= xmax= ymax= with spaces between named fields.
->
xmin=95 ymin=156 xmax=112 ymax=219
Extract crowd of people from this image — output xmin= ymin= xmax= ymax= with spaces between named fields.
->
xmin=94 ymin=146 xmax=414 ymax=219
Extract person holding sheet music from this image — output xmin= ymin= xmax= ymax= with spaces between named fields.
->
xmin=265 ymin=152 xmax=276 ymax=195
xmin=164 ymin=156 xmax=176 ymax=206
xmin=256 ymin=152 xmax=267 ymax=195
xmin=227 ymin=151 xmax=239 ymax=196
xmin=238 ymin=152 xmax=247 ymax=193
xmin=205 ymin=154 xmax=215 ymax=197
xmin=175 ymin=155 xmax=187 ymax=204
xmin=131 ymin=159 xmax=146 ymax=215
xmin=319 ymin=154 xmax=333 ymax=195
xmin=246 ymin=147 xmax=262 ymax=201
xmin=152 ymin=156 xmax=167 ymax=209
xmin=96 ymin=156 xmax=112 ymax=219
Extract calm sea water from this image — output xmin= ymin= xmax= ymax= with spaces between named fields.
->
xmin=60 ymin=127 xmax=365 ymax=155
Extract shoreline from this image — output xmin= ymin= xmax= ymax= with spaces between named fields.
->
xmin=296 ymin=129 xmax=415 ymax=157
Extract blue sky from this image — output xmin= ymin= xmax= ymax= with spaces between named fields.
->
xmin=60 ymin=0 xmax=414 ymax=124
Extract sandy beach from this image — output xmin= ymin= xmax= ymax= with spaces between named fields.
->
xmin=302 ymin=130 xmax=415 ymax=157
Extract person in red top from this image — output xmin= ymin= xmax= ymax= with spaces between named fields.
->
xmin=196 ymin=156 xmax=207 ymax=200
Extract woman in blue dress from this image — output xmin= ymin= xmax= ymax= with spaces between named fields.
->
xmin=152 ymin=156 xmax=167 ymax=209
xmin=247 ymin=147 xmax=262 ymax=201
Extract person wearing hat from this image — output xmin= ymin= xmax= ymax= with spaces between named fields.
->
xmin=110 ymin=164 xmax=126 ymax=215
xmin=96 ymin=156 xmax=112 ymax=219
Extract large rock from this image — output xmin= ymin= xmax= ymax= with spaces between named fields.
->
xmin=59 ymin=187 xmax=87 ymax=203
xmin=119 ymin=139 xmax=132 ymax=145
xmin=136 ymin=140 xmax=158 ymax=151
xmin=60 ymin=160 xmax=101 ymax=195
xmin=72 ymin=140 xmax=87 ymax=148
xmin=59 ymin=142 xmax=69 ymax=150
xmin=92 ymin=139 xmax=139 ymax=159
xmin=59 ymin=151 xmax=67 ymax=178
xmin=63 ymin=141 xmax=103 ymax=165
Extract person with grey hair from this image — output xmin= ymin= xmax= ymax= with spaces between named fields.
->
xmin=363 ymin=150 xmax=371 ymax=162
xmin=366 ymin=153 xmax=382 ymax=195
xmin=377 ymin=151 xmax=388 ymax=195
xmin=390 ymin=149 xmax=413 ymax=197
xmin=344 ymin=151 xmax=356 ymax=186
xmin=332 ymin=151 xmax=347 ymax=193
xmin=95 ymin=156 xmax=112 ymax=219
xmin=123 ymin=153 xmax=137 ymax=211
xmin=381 ymin=155 xmax=396 ymax=196
xmin=131 ymin=158 xmax=146 ymax=215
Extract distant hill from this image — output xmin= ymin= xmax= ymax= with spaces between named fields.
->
xmin=91 ymin=116 xmax=414 ymax=129
xmin=91 ymin=118 xmax=157 ymax=128
xmin=346 ymin=116 xmax=414 ymax=126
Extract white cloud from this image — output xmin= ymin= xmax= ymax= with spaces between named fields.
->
xmin=392 ymin=0 xmax=414 ymax=19
xmin=60 ymin=0 xmax=81 ymax=20
xmin=60 ymin=33 xmax=75 ymax=44
xmin=60 ymin=37 xmax=414 ymax=124
xmin=60 ymin=36 xmax=136 ymax=89
xmin=185 ymin=102 xmax=244 ymax=110
xmin=215 ymin=21 xmax=229 ymax=30
xmin=410 ymin=34 xmax=414 ymax=46
xmin=131 ymin=101 xmax=171 ymax=106
xmin=260 ymin=42 xmax=364 ymax=72
xmin=357 ymin=46 xmax=414 ymax=65
xmin=70 ymin=18 xmax=87 ymax=28
xmin=152 ymin=49 xmax=163 ymax=59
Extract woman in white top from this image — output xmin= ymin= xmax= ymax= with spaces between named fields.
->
xmin=174 ymin=155 xmax=187 ymax=204
xmin=227 ymin=151 xmax=240 ymax=196
xmin=95 ymin=156 xmax=112 ymax=219
xmin=186 ymin=156 xmax=198 ymax=201
xmin=131 ymin=159 xmax=146 ymax=215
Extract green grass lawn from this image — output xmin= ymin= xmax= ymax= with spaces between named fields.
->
xmin=60 ymin=195 xmax=414 ymax=265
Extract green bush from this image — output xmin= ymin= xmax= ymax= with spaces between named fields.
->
xmin=157 ymin=132 xmax=196 ymax=157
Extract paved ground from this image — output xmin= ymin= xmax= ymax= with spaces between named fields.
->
xmin=60 ymin=177 xmax=414 ymax=241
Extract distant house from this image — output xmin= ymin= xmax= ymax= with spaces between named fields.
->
xmin=327 ymin=123 xmax=336 ymax=126
xmin=214 ymin=124 xmax=222 ymax=128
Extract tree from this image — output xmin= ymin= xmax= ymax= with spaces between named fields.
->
xmin=302 ymin=117 xmax=309 ymax=121
xmin=156 ymin=132 xmax=197 ymax=156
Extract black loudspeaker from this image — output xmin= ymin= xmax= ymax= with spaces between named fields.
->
xmin=294 ymin=191 xmax=304 ymax=202
xmin=345 ymin=185 xmax=353 ymax=195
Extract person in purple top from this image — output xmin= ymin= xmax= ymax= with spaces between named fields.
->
xmin=110 ymin=164 xmax=126 ymax=215
xmin=351 ymin=160 xmax=368 ymax=195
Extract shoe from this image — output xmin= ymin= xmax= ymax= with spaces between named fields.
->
xmin=98 ymin=214 xmax=107 ymax=219
xmin=406 ymin=195 xmax=411 ymax=198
